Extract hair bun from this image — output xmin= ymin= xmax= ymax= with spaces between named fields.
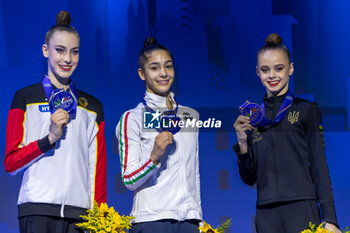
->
xmin=265 ymin=33 xmax=283 ymax=45
xmin=56 ymin=11 xmax=71 ymax=25
xmin=143 ymin=36 xmax=158 ymax=48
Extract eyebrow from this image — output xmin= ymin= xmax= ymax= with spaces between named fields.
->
xmin=148 ymin=62 xmax=160 ymax=66
xmin=259 ymin=63 xmax=285 ymax=68
xmin=259 ymin=65 xmax=269 ymax=69
xmin=148 ymin=60 xmax=173 ymax=66
xmin=54 ymin=45 xmax=79 ymax=50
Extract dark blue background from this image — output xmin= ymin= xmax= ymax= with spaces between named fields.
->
xmin=0 ymin=0 xmax=349 ymax=232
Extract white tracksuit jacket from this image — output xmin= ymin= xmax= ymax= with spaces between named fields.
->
xmin=4 ymin=82 xmax=107 ymax=219
xmin=116 ymin=91 xmax=202 ymax=223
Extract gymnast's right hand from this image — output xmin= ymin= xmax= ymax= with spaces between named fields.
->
xmin=151 ymin=131 xmax=174 ymax=164
xmin=48 ymin=109 xmax=69 ymax=144
xmin=234 ymin=115 xmax=253 ymax=154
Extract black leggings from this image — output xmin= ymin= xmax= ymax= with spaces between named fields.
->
xmin=255 ymin=200 xmax=321 ymax=233
xmin=19 ymin=215 xmax=84 ymax=233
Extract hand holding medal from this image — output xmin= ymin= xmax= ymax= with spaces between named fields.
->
xmin=233 ymin=100 xmax=263 ymax=154
xmin=42 ymin=76 xmax=78 ymax=144
xmin=151 ymin=131 xmax=174 ymax=164
xmin=48 ymin=109 xmax=70 ymax=144
xmin=234 ymin=115 xmax=253 ymax=154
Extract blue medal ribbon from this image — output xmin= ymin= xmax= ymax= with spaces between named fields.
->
xmin=142 ymin=94 xmax=181 ymax=134
xmin=259 ymin=90 xmax=295 ymax=126
xmin=42 ymin=76 xmax=78 ymax=119
xmin=240 ymin=90 xmax=295 ymax=127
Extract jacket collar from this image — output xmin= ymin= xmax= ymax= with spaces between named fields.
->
xmin=143 ymin=91 xmax=176 ymax=110
xmin=263 ymin=92 xmax=287 ymax=108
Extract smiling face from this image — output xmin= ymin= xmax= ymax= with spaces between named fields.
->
xmin=257 ymin=49 xmax=294 ymax=97
xmin=138 ymin=49 xmax=174 ymax=96
xmin=42 ymin=30 xmax=80 ymax=85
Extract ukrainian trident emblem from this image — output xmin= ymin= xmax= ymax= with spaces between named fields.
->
xmin=287 ymin=111 xmax=300 ymax=124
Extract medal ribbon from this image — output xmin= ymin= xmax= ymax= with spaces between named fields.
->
xmin=258 ymin=90 xmax=295 ymax=126
xmin=142 ymin=94 xmax=178 ymax=115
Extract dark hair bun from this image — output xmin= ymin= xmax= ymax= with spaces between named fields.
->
xmin=56 ymin=11 xmax=71 ymax=25
xmin=143 ymin=36 xmax=158 ymax=48
xmin=265 ymin=33 xmax=282 ymax=45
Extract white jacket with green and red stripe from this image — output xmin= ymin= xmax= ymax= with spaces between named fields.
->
xmin=116 ymin=91 xmax=202 ymax=223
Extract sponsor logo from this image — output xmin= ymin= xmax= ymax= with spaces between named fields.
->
xmin=39 ymin=104 xmax=50 ymax=112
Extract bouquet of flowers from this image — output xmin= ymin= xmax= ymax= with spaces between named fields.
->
xmin=198 ymin=219 xmax=231 ymax=233
xmin=301 ymin=222 xmax=349 ymax=233
xmin=76 ymin=201 xmax=134 ymax=233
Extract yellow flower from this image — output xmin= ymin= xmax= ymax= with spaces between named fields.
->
xmin=301 ymin=222 xmax=350 ymax=233
xmin=198 ymin=221 xmax=219 ymax=233
xmin=300 ymin=230 xmax=312 ymax=233
xmin=76 ymin=201 xmax=134 ymax=233
xmin=199 ymin=219 xmax=231 ymax=233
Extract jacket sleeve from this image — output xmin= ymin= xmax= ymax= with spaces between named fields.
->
xmin=195 ymin=131 xmax=201 ymax=211
xmin=233 ymin=143 xmax=256 ymax=186
xmin=116 ymin=111 xmax=159 ymax=191
xmin=306 ymin=103 xmax=338 ymax=226
xmin=4 ymin=90 xmax=54 ymax=175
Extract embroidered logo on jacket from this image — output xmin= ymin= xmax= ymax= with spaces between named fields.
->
xmin=38 ymin=104 xmax=50 ymax=112
xmin=287 ymin=111 xmax=300 ymax=124
xmin=251 ymin=127 xmax=262 ymax=144
xmin=78 ymin=97 xmax=88 ymax=108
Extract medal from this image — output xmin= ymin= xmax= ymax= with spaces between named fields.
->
xmin=239 ymin=101 xmax=264 ymax=126
xmin=160 ymin=111 xmax=181 ymax=134
xmin=42 ymin=76 xmax=78 ymax=119
xmin=49 ymin=89 xmax=76 ymax=115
